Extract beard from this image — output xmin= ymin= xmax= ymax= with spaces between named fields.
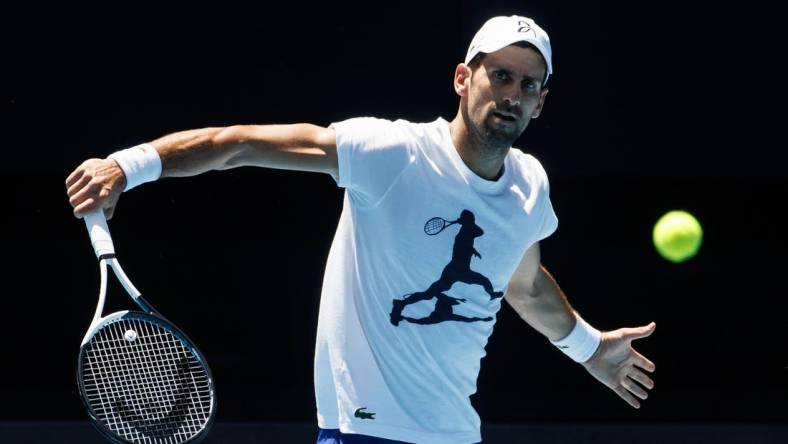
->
xmin=481 ymin=113 xmax=521 ymax=146
xmin=460 ymin=100 xmax=528 ymax=154
xmin=473 ymin=107 xmax=525 ymax=151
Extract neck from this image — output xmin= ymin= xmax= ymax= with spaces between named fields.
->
xmin=448 ymin=111 xmax=508 ymax=181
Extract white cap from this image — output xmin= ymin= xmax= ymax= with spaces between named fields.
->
xmin=464 ymin=15 xmax=553 ymax=85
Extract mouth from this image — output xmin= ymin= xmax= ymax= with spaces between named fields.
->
xmin=491 ymin=110 xmax=518 ymax=123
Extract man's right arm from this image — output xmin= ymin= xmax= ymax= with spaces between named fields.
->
xmin=66 ymin=124 xmax=337 ymax=218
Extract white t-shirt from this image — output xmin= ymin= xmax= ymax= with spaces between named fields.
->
xmin=315 ymin=117 xmax=558 ymax=444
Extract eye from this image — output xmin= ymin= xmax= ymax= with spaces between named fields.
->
xmin=522 ymin=79 xmax=537 ymax=91
xmin=493 ymin=70 xmax=510 ymax=82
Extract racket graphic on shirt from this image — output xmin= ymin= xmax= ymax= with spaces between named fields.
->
xmin=424 ymin=217 xmax=457 ymax=235
xmin=77 ymin=211 xmax=216 ymax=443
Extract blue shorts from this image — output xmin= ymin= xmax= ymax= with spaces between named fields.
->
xmin=317 ymin=428 xmax=411 ymax=443
xmin=317 ymin=428 xmax=481 ymax=444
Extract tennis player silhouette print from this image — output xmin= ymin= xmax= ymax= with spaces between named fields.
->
xmin=390 ymin=209 xmax=503 ymax=326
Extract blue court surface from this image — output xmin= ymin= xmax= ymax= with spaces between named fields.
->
xmin=1 ymin=421 xmax=786 ymax=443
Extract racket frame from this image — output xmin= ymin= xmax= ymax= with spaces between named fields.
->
xmin=424 ymin=216 xmax=456 ymax=235
xmin=80 ymin=256 xmax=159 ymax=346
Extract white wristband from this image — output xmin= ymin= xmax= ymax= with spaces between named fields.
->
xmin=551 ymin=313 xmax=602 ymax=363
xmin=108 ymin=143 xmax=162 ymax=192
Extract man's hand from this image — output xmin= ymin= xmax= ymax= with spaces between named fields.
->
xmin=66 ymin=158 xmax=126 ymax=219
xmin=581 ymin=322 xmax=656 ymax=409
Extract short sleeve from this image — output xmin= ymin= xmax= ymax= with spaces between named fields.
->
xmin=535 ymin=163 xmax=558 ymax=241
xmin=537 ymin=191 xmax=559 ymax=241
xmin=514 ymin=151 xmax=558 ymax=242
xmin=330 ymin=117 xmax=414 ymax=207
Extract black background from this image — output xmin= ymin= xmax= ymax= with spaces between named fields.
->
xmin=6 ymin=0 xmax=787 ymax=427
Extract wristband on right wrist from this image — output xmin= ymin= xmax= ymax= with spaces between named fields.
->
xmin=108 ymin=143 xmax=162 ymax=192
xmin=550 ymin=312 xmax=602 ymax=363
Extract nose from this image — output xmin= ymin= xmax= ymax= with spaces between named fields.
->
xmin=502 ymin=85 xmax=522 ymax=108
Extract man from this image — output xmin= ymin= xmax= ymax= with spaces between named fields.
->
xmin=66 ymin=15 xmax=656 ymax=444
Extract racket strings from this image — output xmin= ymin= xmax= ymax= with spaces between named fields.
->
xmin=86 ymin=320 xmax=210 ymax=442
xmin=81 ymin=317 xmax=212 ymax=443
xmin=425 ymin=217 xmax=446 ymax=235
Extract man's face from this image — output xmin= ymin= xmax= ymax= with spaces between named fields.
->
xmin=460 ymin=45 xmax=549 ymax=148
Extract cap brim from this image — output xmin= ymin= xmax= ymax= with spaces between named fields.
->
xmin=472 ymin=40 xmax=552 ymax=74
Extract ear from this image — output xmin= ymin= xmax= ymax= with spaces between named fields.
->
xmin=454 ymin=63 xmax=472 ymax=97
xmin=530 ymin=88 xmax=549 ymax=119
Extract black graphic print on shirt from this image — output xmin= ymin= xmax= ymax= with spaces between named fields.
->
xmin=390 ymin=209 xmax=503 ymax=326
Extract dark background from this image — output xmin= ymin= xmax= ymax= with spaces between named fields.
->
xmin=6 ymin=0 xmax=786 ymax=430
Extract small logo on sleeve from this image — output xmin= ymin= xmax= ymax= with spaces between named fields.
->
xmin=354 ymin=407 xmax=376 ymax=420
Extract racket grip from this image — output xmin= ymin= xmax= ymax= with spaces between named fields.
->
xmin=84 ymin=211 xmax=116 ymax=258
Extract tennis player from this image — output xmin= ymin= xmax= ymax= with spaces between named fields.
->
xmin=66 ymin=15 xmax=656 ymax=444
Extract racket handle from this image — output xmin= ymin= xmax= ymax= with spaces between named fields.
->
xmin=84 ymin=211 xmax=116 ymax=258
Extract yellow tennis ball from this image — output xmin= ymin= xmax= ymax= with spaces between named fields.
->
xmin=653 ymin=210 xmax=703 ymax=263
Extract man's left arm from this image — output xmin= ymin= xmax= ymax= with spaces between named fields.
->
xmin=504 ymin=242 xmax=657 ymax=409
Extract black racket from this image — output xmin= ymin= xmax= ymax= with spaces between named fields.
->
xmin=77 ymin=211 xmax=216 ymax=443
xmin=424 ymin=217 xmax=457 ymax=235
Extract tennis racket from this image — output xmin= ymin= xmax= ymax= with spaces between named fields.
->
xmin=77 ymin=211 xmax=216 ymax=443
xmin=424 ymin=217 xmax=457 ymax=235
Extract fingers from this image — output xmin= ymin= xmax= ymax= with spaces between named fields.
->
xmin=66 ymin=162 xmax=96 ymax=214
xmin=626 ymin=322 xmax=656 ymax=341
xmin=620 ymin=350 xmax=656 ymax=409
xmin=628 ymin=368 xmax=654 ymax=390
xmin=615 ymin=373 xmax=652 ymax=409
xmin=65 ymin=167 xmax=85 ymax=189
xmin=73 ymin=197 xmax=98 ymax=218
xmin=622 ymin=377 xmax=648 ymax=401
xmin=69 ymin=179 xmax=103 ymax=215
xmin=633 ymin=350 xmax=656 ymax=373
xmin=66 ymin=172 xmax=91 ymax=198
xmin=66 ymin=159 xmax=124 ymax=218
xmin=71 ymin=184 xmax=114 ymax=217
xmin=613 ymin=385 xmax=641 ymax=409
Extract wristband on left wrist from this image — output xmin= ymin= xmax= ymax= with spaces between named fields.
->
xmin=550 ymin=312 xmax=602 ymax=363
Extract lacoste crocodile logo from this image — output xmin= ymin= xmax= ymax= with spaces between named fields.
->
xmin=354 ymin=407 xmax=376 ymax=420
